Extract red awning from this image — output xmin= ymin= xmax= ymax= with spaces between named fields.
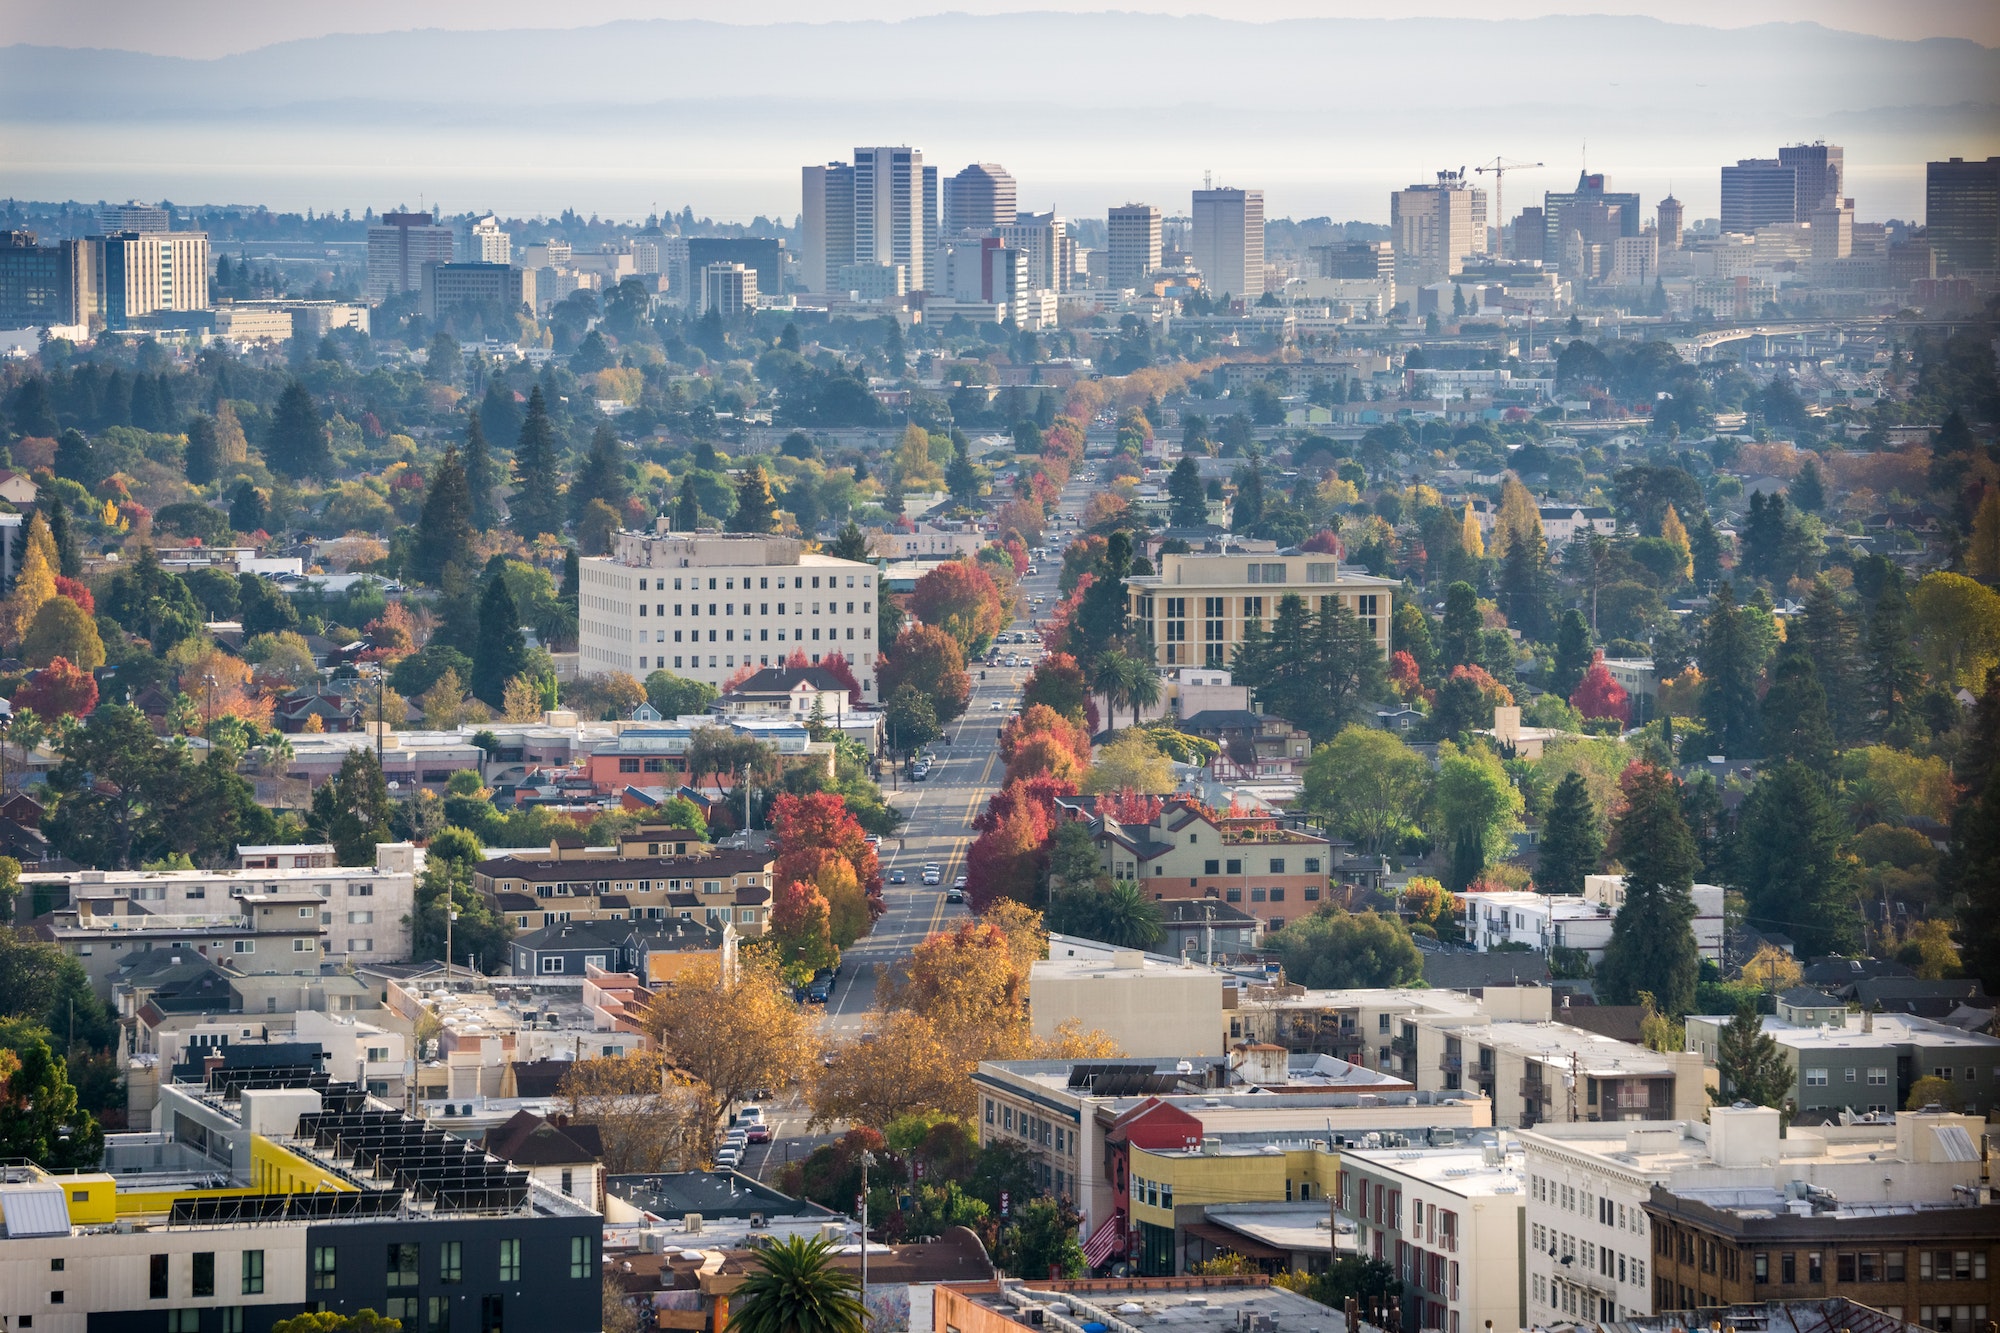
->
xmin=1082 ymin=1212 xmax=1125 ymax=1268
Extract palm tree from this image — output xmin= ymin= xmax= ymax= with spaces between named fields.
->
xmin=1092 ymin=651 xmax=1133 ymax=731
xmin=1099 ymin=880 xmax=1166 ymax=950
xmin=1121 ymin=656 xmax=1161 ymax=727
xmin=726 ymin=1235 xmax=868 ymax=1333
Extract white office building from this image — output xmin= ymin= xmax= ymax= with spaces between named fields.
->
xmin=1463 ymin=875 xmax=1725 ymax=966
xmin=463 ymin=214 xmax=513 ymax=265
xmin=577 ymin=529 xmax=880 ymax=698
xmin=802 ymin=148 xmax=935 ymax=293
xmin=1192 ymin=187 xmax=1265 ymax=299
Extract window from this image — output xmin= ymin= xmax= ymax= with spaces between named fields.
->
xmin=498 ymin=1239 xmax=521 ymax=1283
xmin=1225 ymin=858 xmax=1242 ymax=874
xmin=1268 ymin=857 xmax=1286 ymax=873
xmin=481 ymin=1295 xmax=505 ymax=1333
xmin=1869 ymin=1067 xmax=1889 ymax=1085
xmin=1782 ymin=1253 xmax=1797 ymax=1284
xmin=429 ymin=1296 xmax=454 ymax=1332
xmin=192 ymin=1252 xmax=215 ymax=1298
xmin=389 ymin=1243 xmax=420 ymax=1288
xmin=1304 ymin=857 xmax=1321 ymax=873
xmin=1809 ymin=1252 xmax=1823 ymax=1284
xmin=169 ymin=1313 xmax=202 ymax=1333
xmin=570 ymin=1235 xmax=591 ymax=1279
xmin=242 ymin=1249 xmax=264 ymax=1295
xmin=151 ymin=1254 xmax=169 ymax=1300
xmin=541 ymin=956 xmax=565 ymax=974
xmin=220 ymin=1311 xmax=244 ymax=1333
xmin=233 ymin=940 xmax=255 ymax=953
xmin=1845 ymin=1067 xmax=1858 ymax=1082
xmin=1204 ymin=859 xmax=1219 ymax=875
xmin=1755 ymin=1253 xmax=1770 ymax=1285
xmin=440 ymin=1240 xmax=462 ymax=1283
xmin=1804 ymin=1068 xmax=1829 ymax=1086
xmin=313 ymin=1245 xmax=337 ymax=1291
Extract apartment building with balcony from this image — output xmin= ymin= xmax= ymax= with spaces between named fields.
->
xmin=1126 ymin=551 xmax=1395 ymax=670
xmin=1463 ymin=875 xmax=1725 ymax=967
xmin=1060 ymin=795 xmax=1333 ymax=930
xmin=471 ymin=826 xmax=773 ymax=937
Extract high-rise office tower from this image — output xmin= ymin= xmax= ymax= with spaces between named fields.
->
xmin=1106 ymin=204 xmax=1162 ymax=290
xmin=367 ymin=210 xmax=455 ymax=303
xmin=98 ymin=202 xmax=170 ymax=235
xmin=1720 ymin=160 xmax=1798 ymax=233
xmin=1541 ymin=172 xmax=1640 ymax=259
xmin=1657 ymin=195 xmax=1684 ymax=251
xmin=945 ymin=164 xmax=1017 ymax=237
xmin=1809 ymin=200 xmax=1854 ymax=260
xmin=0 ymin=231 xmax=97 ymax=327
xmin=1191 ymin=187 xmax=1265 ymax=299
xmin=463 ymin=215 xmax=512 ymax=265
xmin=1779 ymin=142 xmax=1844 ymax=217
xmin=801 ymin=163 xmax=856 ymax=293
xmin=1391 ymin=171 xmax=1487 ymax=289
xmin=1926 ymin=156 xmax=2000 ymax=275
xmin=1511 ymin=208 xmax=1547 ymax=263
xmin=995 ymin=212 xmax=1074 ymax=293
xmin=97 ymin=231 xmax=210 ymax=327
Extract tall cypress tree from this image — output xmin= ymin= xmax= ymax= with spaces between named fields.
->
xmin=1700 ymin=582 xmax=1761 ymax=759
xmin=267 ymin=379 xmax=332 ymax=479
xmin=728 ymin=464 xmax=779 ymax=534
xmin=1944 ymin=670 xmax=2000 ymax=990
xmin=1438 ymin=581 xmax=1482 ymax=670
xmin=570 ymin=424 xmax=630 ymax=523
xmin=1550 ymin=608 xmax=1593 ymax=699
xmin=412 ymin=446 xmax=475 ymax=587
xmin=509 ymin=386 xmax=564 ymax=540
xmin=461 ymin=411 xmax=501 ymax=531
xmin=1862 ymin=574 xmax=1921 ymax=741
xmin=1733 ymin=761 xmax=1862 ymax=956
xmin=1794 ymin=578 xmax=1862 ymax=746
xmin=46 ymin=493 xmax=79 ymax=578
xmin=184 ymin=412 xmax=223 ymax=486
xmin=1168 ymin=456 xmax=1207 ymax=528
xmin=1537 ymin=771 xmax=1602 ymax=896
xmin=1759 ymin=645 xmax=1835 ymax=770
xmin=674 ymin=475 xmax=701 ymax=532
xmin=1597 ymin=763 xmax=1700 ymax=1014
xmin=471 ymin=573 xmax=527 ymax=706
xmin=1689 ymin=512 xmax=1723 ymax=588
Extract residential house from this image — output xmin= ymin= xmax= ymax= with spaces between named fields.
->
xmin=472 ymin=825 xmax=772 ymax=937
xmin=1062 ymin=795 xmax=1333 ymax=930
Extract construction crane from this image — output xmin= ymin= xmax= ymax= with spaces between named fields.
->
xmin=1474 ymin=157 xmax=1545 ymax=259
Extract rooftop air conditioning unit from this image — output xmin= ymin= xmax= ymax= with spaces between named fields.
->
xmin=683 ymin=1213 xmax=704 ymax=1234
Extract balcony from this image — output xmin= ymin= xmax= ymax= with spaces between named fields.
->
xmin=1439 ymin=1053 xmax=1463 ymax=1073
xmin=1520 ymin=1079 xmax=1546 ymax=1100
xmin=1391 ymin=1035 xmax=1415 ymax=1056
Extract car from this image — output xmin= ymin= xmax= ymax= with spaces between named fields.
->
xmin=714 ymin=1147 xmax=740 ymax=1167
xmin=990 ymin=700 xmax=1004 ymax=711
xmin=912 ymin=766 xmax=931 ymax=782
xmin=738 ymin=1105 xmax=764 ymax=1125
xmin=745 ymin=1125 xmax=771 ymax=1144
xmin=889 ymin=869 xmax=907 ymax=884
xmin=953 ymin=874 xmax=967 ymax=889
xmin=922 ymin=870 xmax=941 ymax=885
xmin=864 ymin=834 xmax=882 ymax=847
xmin=1025 ymin=566 xmax=1038 ymax=575
xmin=945 ymin=889 xmax=965 ymax=903
xmin=805 ymin=984 xmax=830 ymax=1004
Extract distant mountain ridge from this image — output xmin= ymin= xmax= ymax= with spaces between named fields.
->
xmin=3 ymin=12 xmax=1994 ymax=120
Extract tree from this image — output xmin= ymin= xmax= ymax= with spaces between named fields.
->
xmin=674 ymin=474 xmax=702 ymax=531
xmin=1020 ymin=652 xmax=1089 ymax=723
xmin=1700 ymin=582 xmax=1761 ymax=759
xmin=1714 ymin=1007 xmax=1793 ymax=1110
xmin=570 ymin=424 xmax=630 ymax=522
xmin=1596 ymin=763 xmax=1700 ymax=1015
xmin=229 ymin=480 xmax=269 ymax=535
xmin=946 ymin=433 xmax=979 ymax=504
xmin=1438 ymin=581 xmax=1482 ymax=669
xmin=412 ymin=445 xmax=476 ymax=586
xmin=0 ymin=1018 xmax=104 ymax=1169
xmin=1302 ymin=727 xmax=1428 ymax=855
xmin=1733 ymin=761 xmax=1862 ymax=956
xmin=471 ymin=572 xmax=528 ymax=707
xmin=1570 ymin=652 xmax=1630 ymax=725
xmin=727 ymin=1235 xmax=867 ymax=1333
xmin=461 ymin=410 xmax=502 ymax=530
xmin=1945 ymin=671 xmax=2000 ymax=990
xmin=1168 ymin=455 xmax=1207 ymax=527
xmin=1267 ymin=908 xmax=1423 ymax=988
xmin=1549 ymin=609 xmax=1593 ymax=701
xmin=644 ymin=669 xmax=718 ymax=718
xmin=884 ymin=684 xmax=941 ymax=759
xmin=910 ymin=558 xmax=1006 ymax=653
xmin=729 ymin=463 xmax=781 ymax=534
xmin=46 ymin=492 xmax=80 ymax=578
xmin=271 ymin=1310 xmax=412 ymax=1333
xmin=997 ymin=1196 xmax=1086 ymax=1279
xmin=1538 ymin=771 xmax=1603 ymax=895
xmin=4 ymin=528 xmax=57 ymax=646
xmin=510 ymin=386 xmax=564 ymax=539
xmin=1046 ymin=880 xmax=1165 ymax=950
xmin=1795 ymin=578 xmax=1863 ymax=747
xmin=1432 ymin=741 xmax=1524 ymax=890
xmin=555 ymin=1051 xmax=701 ymax=1174
xmin=267 ymin=379 xmax=333 ymax=479
xmin=16 ymin=656 xmax=99 ymax=719
xmin=1906 ymin=1075 xmax=1961 ymax=1112
xmin=642 ymin=956 xmax=819 ymax=1148
xmin=307 ymin=748 xmax=394 ymax=866
xmin=1081 ymin=732 xmax=1174 ymax=794
xmin=1909 ymin=572 xmax=2000 ymax=693
xmin=770 ymin=879 xmax=839 ymax=982
xmin=1759 ymin=646 xmax=1835 ymax=770
xmin=22 ymin=597 xmax=105 ymax=671
xmin=1862 ymin=572 xmax=1922 ymax=739
xmin=878 ymin=623 xmax=971 ymax=723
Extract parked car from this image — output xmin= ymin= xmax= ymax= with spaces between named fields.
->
xmin=714 ymin=1147 xmax=740 ymax=1168
xmin=745 ymin=1125 xmax=771 ymax=1144
xmin=738 ymin=1106 xmax=764 ymax=1126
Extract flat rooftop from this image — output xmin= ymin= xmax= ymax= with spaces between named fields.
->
xmin=1233 ymin=986 xmax=1487 ymax=1019
xmin=978 ymin=1055 xmax=1417 ymax=1099
xmin=1693 ymin=1012 xmax=2000 ymax=1052
xmin=1341 ymin=1143 xmax=1527 ymax=1197
xmin=952 ymin=1280 xmax=1345 ymax=1333
xmin=1440 ymin=1019 xmax=1682 ymax=1074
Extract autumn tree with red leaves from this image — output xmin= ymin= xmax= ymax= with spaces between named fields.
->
xmin=771 ymin=790 xmax=882 ymax=903
xmin=1000 ymin=704 xmax=1092 ymax=771
xmin=909 ymin=558 xmax=1008 ymax=653
xmin=1101 ymin=788 xmax=1164 ymax=824
xmin=1570 ymin=651 xmax=1631 ymax=725
xmin=877 ymin=623 xmax=971 ymax=723
xmin=769 ymin=879 xmax=838 ymax=982
xmin=16 ymin=656 xmax=98 ymax=718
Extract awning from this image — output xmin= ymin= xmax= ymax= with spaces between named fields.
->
xmin=1082 ymin=1212 xmax=1125 ymax=1268
xmin=1182 ymin=1222 xmax=1291 ymax=1261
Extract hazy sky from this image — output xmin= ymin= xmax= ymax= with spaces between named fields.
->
xmin=4 ymin=0 xmax=1994 ymax=53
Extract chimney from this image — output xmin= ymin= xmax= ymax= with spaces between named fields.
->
xmin=203 ymin=1051 xmax=226 ymax=1085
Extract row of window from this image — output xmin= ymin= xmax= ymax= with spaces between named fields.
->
xmin=641 ymin=624 xmax=868 ymax=643
xmin=983 ymin=1098 xmax=1070 ymax=1156
xmin=1531 ymin=1173 xmax=1649 ymax=1238
xmin=636 ymin=600 xmax=868 ymax=618
xmin=1802 ymin=1066 xmax=1892 ymax=1086
xmin=1748 ymin=1250 xmax=1988 ymax=1284
xmin=1534 ymin=1223 xmax=1646 ymax=1288
xmin=148 ymin=1250 xmax=263 ymax=1300
xmin=636 ymin=651 xmax=867 ymax=673
xmin=633 ymin=573 xmax=868 ymax=591
xmin=1193 ymin=856 xmax=1322 ymax=876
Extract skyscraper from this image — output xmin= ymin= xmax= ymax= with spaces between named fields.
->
xmin=1391 ymin=171 xmax=1487 ymax=291
xmin=1106 ymin=204 xmax=1162 ymax=290
xmin=1541 ymin=172 xmax=1640 ymax=260
xmin=1657 ymin=195 xmax=1684 ymax=251
xmin=802 ymin=148 xmax=934 ymax=293
xmin=1926 ymin=156 xmax=2000 ymax=275
xmin=801 ymin=162 xmax=855 ymax=293
xmin=1779 ymin=142 xmax=1844 ymax=217
xmin=944 ymin=164 xmax=1017 ymax=237
xmin=97 ymin=231 xmax=209 ymax=327
xmin=463 ymin=215 xmax=512 ymax=265
xmin=367 ymin=210 xmax=455 ymax=303
xmin=1720 ymin=160 xmax=1798 ymax=233
xmin=0 ymin=231 xmax=96 ymax=327
xmin=98 ymin=202 xmax=170 ymax=234
xmin=1191 ymin=187 xmax=1265 ymax=299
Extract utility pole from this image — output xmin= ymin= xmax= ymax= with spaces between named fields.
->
xmin=859 ymin=1149 xmax=875 ymax=1297
xmin=1473 ymin=157 xmax=1546 ymax=260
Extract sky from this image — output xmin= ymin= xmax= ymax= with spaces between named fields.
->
xmin=4 ymin=0 xmax=1995 ymax=52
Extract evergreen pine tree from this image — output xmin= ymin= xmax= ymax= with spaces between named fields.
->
xmin=946 ymin=435 xmax=979 ymax=505
xmin=569 ymin=424 xmax=630 ymax=523
xmin=229 ymin=481 xmax=269 ymax=535
xmin=509 ymin=386 xmax=564 ymax=540
xmin=45 ymin=494 xmax=79 ymax=578
xmin=1597 ymin=765 xmax=1700 ymax=1014
xmin=1790 ymin=458 xmax=1826 ymax=513
xmin=461 ymin=411 xmax=501 ymax=530
xmin=560 ymin=548 xmax=580 ymax=601
xmin=1944 ymin=670 xmax=2000 ymax=991
xmin=267 ymin=379 xmax=333 ymax=479
xmin=1715 ymin=1007 xmax=1795 ymax=1109
xmin=1862 ymin=574 xmax=1921 ymax=741
xmin=1438 ymin=581 xmax=1482 ymax=670
xmin=412 ymin=446 xmax=476 ymax=586
xmin=1168 ymin=456 xmax=1207 ymax=528
xmin=1700 ymin=582 xmax=1761 ymax=759
xmin=1733 ymin=761 xmax=1863 ymax=956
xmin=1231 ymin=454 xmax=1266 ymax=533
xmin=1498 ymin=530 xmax=1548 ymax=639
xmin=1795 ymin=578 xmax=1862 ymax=746
xmin=1759 ymin=644 xmax=1835 ymax=770
xmin=729 ymin=464 xmax=779 ymax=533
xmin=1550 ymin=609 xmax=1594 ymax=699
xmin=54 ymin=428 xmax=98 ymax=486
xmin=1689 ymin=512 xmax=1723 ymax=588
xmin=471 ymin=573 xmax=528 ymax=706
xmin=184 ymin=412 xmax=223 ymax=486
xmin=674 ymin=475 xmax=701 ymax=532
xmin=1537 ymin=771 xmax=1602 ymax=896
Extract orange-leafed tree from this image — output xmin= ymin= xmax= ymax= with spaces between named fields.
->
xmin=769 ymin=878 xmax=838 ymax=982
xmin=1102 ymin=788 xmax=1164 ymax=824
xmin=908 ymin=558 xmax=1007 ymax=652
xmin=877 ymin=623 xmax=970 ymax=723
xmin=770 ymin=790 xmax=881 ymax=900
xmin=964 ymin=795 xmax=1052 ymax=911
xmin=1019 ymin=652 xmax=1089 ymax=723
xmin=1000 ymin=704 xmax=1092 ymax=772
xmin=16 ymin=656 xmax=98 ymax=718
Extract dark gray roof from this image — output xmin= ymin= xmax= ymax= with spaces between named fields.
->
xmin=1421 ymin=952 xmax=1553 ymax=991
xmin=724 ymin=666 xmax=850 ymax=698
xmin=1779 ymin=986 xmax=1844 ymax=1007
xmin=476 ymin=847 xmax=771 ymax=884
xmin=606 ymin=1170 xmax=836 ymax=1221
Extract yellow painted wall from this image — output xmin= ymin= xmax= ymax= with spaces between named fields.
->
xmin=250 ymin=1135 xmax=358 ymax=1196
xmin=65 ymin=1137 xmax=357 ymax=1222
xmin=1130 ymin=1145 xmax=1345 ymax=1225
xmin=55 ymin=1174 xmax=117 ymax=1225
